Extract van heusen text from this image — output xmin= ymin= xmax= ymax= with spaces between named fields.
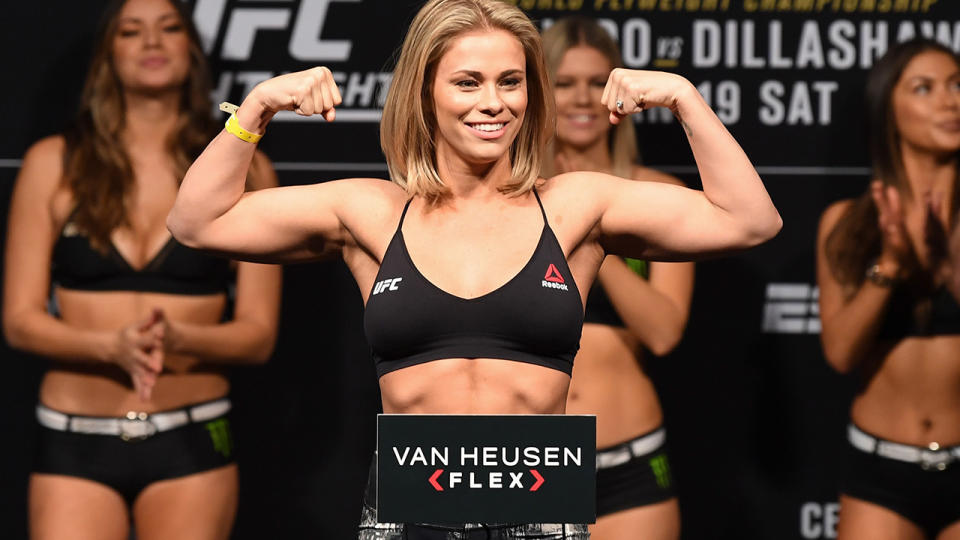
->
xmin=392 ymin=446 xmax=583 ymax=468
xmin=391 ymin=446 xmax=584 ymax=490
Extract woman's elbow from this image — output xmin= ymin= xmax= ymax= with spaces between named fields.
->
xmin=821 ymin=340 xmax=855 ymax=375
xmin=643 ymin=323 xmax=685 ymax=356
xmin=744 ymin=211 xmax=783 ymax=247
xmin=766 ymin=212 xmax=784 ymax=240
xmin=249 ymin=327 xmax=278 ymax=364
xmin=251 ymin=343 xmax=275 ymax=364
xmin=166 ymin=210 xmax=202 ymax=249
xmin=3 ymin=313 xmax=28 ymax=351
xmin=646 ymin=335 xmax=679 ymax=357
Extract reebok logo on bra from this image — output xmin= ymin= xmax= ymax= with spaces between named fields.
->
xmin=541 ymin=264 xmax=568 ymax=291
xmin=373 ymin=277 xmax=403 ymax=296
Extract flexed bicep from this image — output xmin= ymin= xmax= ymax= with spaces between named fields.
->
xmin=173 ymin=177 xmax=397 ymax=264
xmin=593 ymin=173 xmax=752 ymax=260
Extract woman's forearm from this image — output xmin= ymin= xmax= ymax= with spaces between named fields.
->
xmin=167 ymin=318 xmax=276 ymax=365
xmin=167 ymin=97 xmax=269 ymax=247
xmin=4 ymin=310 xmax=115 ymax=364
xmin=820 ymin=282 xmax=895 ymax=373
xmin=597 ymin=258 xmax=688 ymax=356
xmin=674 ymin=84 xmax=782 ymax=243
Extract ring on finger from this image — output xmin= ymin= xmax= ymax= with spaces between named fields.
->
xmin=616 ymin=99 xmax=624 ymax=111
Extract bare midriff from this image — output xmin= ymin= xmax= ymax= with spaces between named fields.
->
xmin=39 ymin=287 xmax=229 ymax=416
xmin=565 ymin=324 xmax=662 ymax=448
xmin=378 ymin=357 xmax=571 ymax=415
xmin=852 ymin=335 xmax=960 ymax=446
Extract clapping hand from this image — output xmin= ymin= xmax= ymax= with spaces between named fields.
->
xmin=112 ymin=308 xmax=165 ymax=401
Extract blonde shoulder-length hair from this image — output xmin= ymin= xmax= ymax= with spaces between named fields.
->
xmin=540 ymin=16 xmax=637 ymax=179
xmin=380 ymin=0 xmax=555 ymax=201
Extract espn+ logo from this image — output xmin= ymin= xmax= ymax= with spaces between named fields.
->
xmin=191 ymin=0 xmax=391 ymax=122
xmin=762 ymin=282 xmax=820 ymax=334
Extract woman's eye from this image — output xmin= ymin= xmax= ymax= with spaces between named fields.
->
xmin=118 ymin=28 xmax=139 ymax=37
xmin=913 ymin=84 xmax=930 ymax=95
xmin=554 ymin=80 xmax=572 ymax=88
xmin=456 ymin=80 xmax=478 ymax=88
xmin=163 ymin=24 xmax=184 ymax=33
xmin=501 ymin=78 xmax=521 ymax=87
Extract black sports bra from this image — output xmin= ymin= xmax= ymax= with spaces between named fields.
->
xmin=363 ymin=190 xmax=584 ymax=378
xmin=878 ymin=284 xmax=960 ymax=339
xmin=51 ymin=210 xmax=231 ymax=295
xmin=583 ymin=258 xmax=648 ymax=327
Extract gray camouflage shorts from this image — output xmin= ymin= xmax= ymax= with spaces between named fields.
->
xmin=358 ymin=500 xmax=589 ymax=539
xmin=358 ymin=460 xmax=589 ymax=539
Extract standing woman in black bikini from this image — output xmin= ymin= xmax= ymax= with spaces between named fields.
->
xmin=3 ymin=0 xmax=281 ymax=538
xmin=167 ymin=0 xmax=780 ymax=537
xmin=543 ymin=17 xmax=693 ymax=540
xmin=817 ymin=39 xmax=960 ymax=540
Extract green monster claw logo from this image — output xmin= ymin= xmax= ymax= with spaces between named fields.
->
xmin=206 ymin=418 xmax=233 ymax=459
xmin=625 ymin=258 xmax=649 ymax=279
xmin=649 ymin=453 xmax=671 ymax=489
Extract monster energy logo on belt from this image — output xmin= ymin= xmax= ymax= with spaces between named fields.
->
xmin=206 ymin=418 xmax=233 ymax=458
xmin=649 ymin=453 xmax=671 ymax=489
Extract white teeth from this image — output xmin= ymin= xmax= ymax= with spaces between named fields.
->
xmin=469 ymin=123 xmax=504 ymax=132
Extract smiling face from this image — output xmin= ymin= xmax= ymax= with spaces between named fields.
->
xmin=111 ymin=0 xmax=191 ymax=94
xmin=553 ymin=45 xmax=612 ymax=150
xmin=431 ymin=29 xmax=528 ymax=168
xmin=892 ymin=50 xmax=960 ymax=156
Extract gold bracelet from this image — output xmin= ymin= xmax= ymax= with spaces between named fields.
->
xmin=219 ymin=102 xmax=263 ymax=144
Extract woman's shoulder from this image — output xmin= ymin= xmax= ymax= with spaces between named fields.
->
xmin=820 ymin=198 xmax=856 ymax=223
xmin=314 ymin=176 xmax=409 ymax=223
xmin=331 ymin=176 xmax=408 ymax=200
xmin=817 ymin=198 xmax=857 ymax=242
xmin=23 ymin=134 xmax=66 ymax=164
xmin=14 ymin=135 xmax=73 ymax=223
xmin=18 ymin=135 xmax=67 ymax=190
xmin=539 ymin=170 xmax=613 ymax=191
xmin=538 ymin=169 xmax=649 ymax=205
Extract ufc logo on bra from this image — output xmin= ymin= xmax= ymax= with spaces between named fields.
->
xmin=373 ymin=278 xmax=403 ymax=296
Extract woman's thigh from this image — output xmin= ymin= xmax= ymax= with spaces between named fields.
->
xmin=133 ymin=464 xmax=238 ymax=540
xmin=837 ymin=495 xmax=925 ymax=540
xmin=939 ymin=519 xmax=960 ymax=540
xmin=30 ymin=473 xmax=130 ymax=540
xmin=590 ymin=498 xmax=679 ymax=540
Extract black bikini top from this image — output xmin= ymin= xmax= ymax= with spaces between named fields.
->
xmin=583 ymin=258 xmax=648 ymax=328
xmin=51 ymin=210 xmax=231 ymax=295
xmin=878 ymin=284 xmax=960 ymax=339
xmin=363 ymin=190 xmax=584 ymax=378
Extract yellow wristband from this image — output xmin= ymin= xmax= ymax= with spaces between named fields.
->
xmin=224 ymin=113 xmax=263 ymax=144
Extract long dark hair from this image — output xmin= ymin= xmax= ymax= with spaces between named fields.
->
xmin=63 ymin=0 xmax=216 ymax=252
xmin=825 ymin=39 xmax=960 ymax=291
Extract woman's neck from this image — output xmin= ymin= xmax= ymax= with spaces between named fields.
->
xmin=434 ymin=143 xmax=516 ymax=202
xmin=554 ymin=138 xmax=612 ymax=174
xmin=901 ymin=142 xmax=958 ymax=200
xmin=122 ymin=89 xmax=182 ymax=150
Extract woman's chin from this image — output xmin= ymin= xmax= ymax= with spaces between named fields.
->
xmin=122 ymin=76 xmax=187 ymax=96
xmin=556 ymin=130 xmax=605 ymax=151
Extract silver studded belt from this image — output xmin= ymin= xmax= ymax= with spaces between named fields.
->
xmin=596 ymin=427 xmax=666 ymax=470
xmin=36 ymin=399 xmax=231 ymax=442
xmin=848 ymin=424 xmax=960 ymax=471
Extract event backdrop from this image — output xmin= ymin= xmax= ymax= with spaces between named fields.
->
xmin=1 ymin=1 xmax=958 ymax=538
